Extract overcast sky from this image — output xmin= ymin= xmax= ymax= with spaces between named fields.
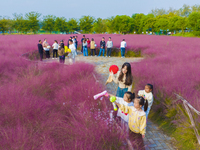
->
xmin=1 ymin=0 xmax=200 ymax=19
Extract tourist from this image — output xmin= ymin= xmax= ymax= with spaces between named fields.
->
xmin=110 ymin=62 xmax=133 ymax=98
xmin=38 ymin=40 xmax=44 ymax=61
xmin=138 ymin=84 xmax=154 ymax=119
xmin=52 ymin=40 xmax=59 ymax=59
xmin=75 ymin=36 xmax=78 ymax=50
xmin=82 ymin=38 xmax=88 ymax=56
xmin=106 ymin=37 xmax=113 ymax=57
xmin=68 ymin=39 xmax=77 ymax=64
xmin=120 ymin=39 xmax=126 ymax=58
xmin=115 ymin=96 xmax=147 ymax=150
xmin=87 ymin=38 xmax=90 ymax=52
xmin=90 ymin=38 xmax=96 ymax=56
xmin=81 ymin=35 xmax=85 ymax=53
xmin=68 ymin=37 xmax=72 ymax=48
xmin=98 ymin=37 xmax=106 ymax=57
xmin=42 ymin=38 xmax=50 ymax=59
xmin=58 ymin=40 xmax=65 ymax=63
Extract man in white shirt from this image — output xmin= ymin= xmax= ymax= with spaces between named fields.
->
xmin=42 ymin=38 xmax=50 ymax=59
xmin=68 ymin=39 xmax=77 ymax=64
xmin=120 ymin=39 xmax=126 ymax=58
xmin=52 ymin=40 xmax=59 ymax=59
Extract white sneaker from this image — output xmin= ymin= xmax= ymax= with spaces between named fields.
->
xmin=106 ymin=56 xmax=108 ymax=57
xmin=109 ymin=56 xmax=110 ymax=57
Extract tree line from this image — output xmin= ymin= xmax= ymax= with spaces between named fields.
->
xmin=1 ymin=4 xmax=200 ymax=35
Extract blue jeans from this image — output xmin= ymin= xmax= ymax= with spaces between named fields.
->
xmin=121 ymin=48 xmax=125 ymax=57
xmin=98 ymin=48 xmax=105 ymax=56
xmin=116 ymin=87 xmax=128 ymax=98
xmin=83 ymin=46 xmax=88 ymax=56
xmin=59 ymin=55 xmax=65 ymax=63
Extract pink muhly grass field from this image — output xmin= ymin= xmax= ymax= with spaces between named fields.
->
xmin=0 ymin=35 xmax=126 ymax=149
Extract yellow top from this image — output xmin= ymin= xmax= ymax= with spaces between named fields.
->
xmin=119 ymin=105 xmax=146 ymax=135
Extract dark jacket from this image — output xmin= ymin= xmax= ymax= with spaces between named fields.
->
xmin=100 ymin=41 xmax=106 ymax=49
xmin=38 ymin=43 xmax=43 ymax=53
xmin=60 ymin=43 xmax=64 ymax=48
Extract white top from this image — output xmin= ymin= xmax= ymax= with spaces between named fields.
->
xmin=120 ymin=41 xmax=127 ymax=48
xmin=52 ymin=43 xmax=59 ymax=50
xmin=116 ymin=96 xmax=134 ymax=122
xmin=69 ymin=44 xmax=76 ymax=52
xmin=138 ymin=90 xmax=154 ymax=108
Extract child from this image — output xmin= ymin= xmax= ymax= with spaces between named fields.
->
xmin=52 ymin=40 xmax=59 ymax=59
xmin=110 ymin=62 xmax=133 ymax=98
xmin=90 ymin=38 xmax=96 ymax=56
xmin=68 ymin=39 xmax=77 ymax=64
xmin=110 ymin=92 xmax=135 ymax=135
xmin=138 ymin=84 xmax=153 ymax=118
xmin=115 ymin=96 xmax=148 ymax=150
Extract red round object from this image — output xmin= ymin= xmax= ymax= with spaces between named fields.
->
xmin=109 ymin=65 xmax=119 ymax=74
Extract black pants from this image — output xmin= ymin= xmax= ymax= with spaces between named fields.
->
xmin=81 ymin=45 xmax=83 ymax=53
xmin=45 ymin=51 xmax=50 ymax=58
xmin=91 ymin=49 xmax=96 ymax=56
xmin=107 ymin=48 xmax=112 ymax=56
xmin=39 ymin=52 xmax=43 ymax=61
xmin=53 ymin=49 xmax=58 ymax=58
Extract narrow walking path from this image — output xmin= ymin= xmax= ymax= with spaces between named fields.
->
xmin=42 ymin=54 xmax=176 ymax=150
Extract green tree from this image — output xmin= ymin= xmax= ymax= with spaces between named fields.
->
xmin=0 ymin=18 xmax=10 ymax=34
xmin=119 ymin=15 xmax=134 ymax=34
xmin=134 ymin=13 xmax=145 ymax=33
xmin=54 ymin=17 xmax=68 ymax=33
xmin=139 ymin=14 xmax=154 ymax=32
xmin=42 ymin=15 xmax=56 ymax=33
xmin=179 ymin=4 xmax=191 ymax=17
xmin=105 ymin=17 xmax=115 ymax=33
xmin=154 ymin=17 xmax=169 ymax=32
xmin=175 ymin=17 xmax=187 ymax=34
xmin=191 ymin=4 xmax=200 ymax=12
xmin=67 ymin=18 xmax=79 ymax=33
xmin=13 ymin=13 xmax=30 ymax=33
xmin=93 ymin=18 xmax=107 ymax=33
xmin=144 ymin=18 xmax=157 ymax=32
xmin=25 ymin=12 xmax=41 ymax=33
xmin=79 ymin=16 xmax=94 ymax=33
xmin=188 ymin=12 xmax=200 ymax=31
xmin=168 ymin=15 xmax=179 ymax=32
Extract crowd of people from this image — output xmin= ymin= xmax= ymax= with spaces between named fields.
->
xmin=80 ymin=35 xmax=127 ymax=58
xmin=107 ymin=62 xmax=153 ymax=150
xmin=38 ymin=35 xmax=127 ymax=63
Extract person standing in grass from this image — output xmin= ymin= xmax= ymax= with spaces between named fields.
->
xmin=120 ymin=39 xmax=127 ymax=58
xmin=138 ymin=84 xmax=153 ymax=119
xmin=106 ymin=37 xmax=113 ymax=57
xmin=42 ymin=38 xmax=50 ymax=59
xmin=38 ymin=40 xmax=44 ymax=61
xmin=115 ymin=96 xmax=147 ymax=150
xmin=90 ymin=38 xmax=96 ymax=56
xmin=52 ymin=40 xmax=59 ymax=59
xmin=110 ymin=62 xmax=133 ymax=98
xmin=68 ymin=39 xmax=77 ymax=63
xmin=75 ymin=36 xmax=78 ymax=50
xmin=98 ymin=37 xmax=106 ymax=57
xmin=82 ymin=38 xmax=88 ymax=56
xmin=58 ymin=40 xmax=65 ymax=63
xmin=87 ymin=38 xmax=90 ymax=52
xmin=81 ymin=35 xmax=85 ymax=53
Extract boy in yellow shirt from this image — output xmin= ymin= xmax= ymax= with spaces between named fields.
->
xmin=115 ymin=96 xmax=148 ymax=150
